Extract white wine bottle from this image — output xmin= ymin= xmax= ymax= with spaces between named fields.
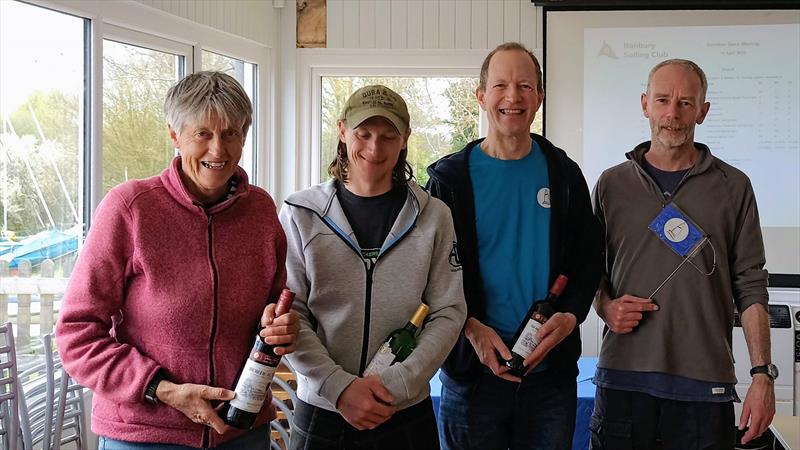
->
xmin=363 ymin=303 xmax=429 ymax=376
xmin=221 ymin=288 xmax=295 ymax=429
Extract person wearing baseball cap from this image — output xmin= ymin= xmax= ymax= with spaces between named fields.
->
xmin=279 ymin=85 xmax=467 ymax=449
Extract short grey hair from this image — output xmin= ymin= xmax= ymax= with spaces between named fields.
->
xmin=164 ymin=71 xmax=252 ymax=137
xmin=646 ymin=59 xmax=708 ymax=100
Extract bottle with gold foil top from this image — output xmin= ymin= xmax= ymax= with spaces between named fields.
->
xmin=221 ymin=288 xmax=295 ymax=429
xmin=363 ymin=303 xmax=429 ymax=376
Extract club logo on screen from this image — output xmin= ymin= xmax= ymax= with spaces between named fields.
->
xmin=537 ymin=188 xmax=551 ymax=208
xmin=597 ymin=41 xmax=619 ymax=59
xmin=664 ymin=217 xmax=689 ymax=243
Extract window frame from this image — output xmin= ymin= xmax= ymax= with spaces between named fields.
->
xmin=297 ymin=49 xmax=489 ymax=190
xmin=24 ymin=0 xmax=273 ymax=222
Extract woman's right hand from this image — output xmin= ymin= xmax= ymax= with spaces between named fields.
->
xmin=156 ymin=380 xmax=235 ymax=435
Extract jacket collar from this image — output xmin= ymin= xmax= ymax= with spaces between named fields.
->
xmin=160 ymin=156 xmax=250 ymax=214
xmin=626 ymin=141 xmax=715 ymax=176
xmin=285 ymin=180 xmax=429 ymax=253
xmin=427 ymin=133 xmax=561 ymax=187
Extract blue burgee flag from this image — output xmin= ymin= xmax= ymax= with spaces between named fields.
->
xmin=648 ymin=204 xmax=705 ymax=257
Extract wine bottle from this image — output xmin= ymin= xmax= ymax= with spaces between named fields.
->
xmin=363 ymin=303 xmax=429 ymax=376
xmin=221 ymin=288 xmax=295 ymax=429
xmin=504 ymin=275 xmax=568 ymax=377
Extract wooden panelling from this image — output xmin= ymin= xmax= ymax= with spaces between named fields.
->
xmin=342 ymin=0 xmax=360 ymax=47
xmin=375 ymin=1 xmax=392 ymax=48
xmin=407 ymin=1 xmax=424 ymax=49
xmin=390 ymin=0 xmax=407 ymax=48
xmin=438 ymin=0 xmax=457 ymax=49
xmin=359 ymin=0 xmax=377 ymax=48
xmin=135 ymin=0 xmax=277 ymax=46
xmin=327 ymin=0 xmax=540 ymax=50
xmin=422 ymin=0 xmax=440 ymax=48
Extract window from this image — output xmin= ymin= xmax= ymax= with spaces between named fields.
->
xmin=0 ymin=0 xmax=269 ymax=351
xmin=102 ymin=38 xmax=187 ymax=193
xmin=320 ymin=76 xmax=480 ymax=186
xmin=202 ymin=50 xmax=258 ymax=179
xmin=0 ymin=1 xmax=87 ymax=343
xmin=301 ymin=49 xmax=542 ymax=190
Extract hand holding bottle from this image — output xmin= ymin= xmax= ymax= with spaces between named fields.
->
xmin=156 ymin=381 xmax=234 ymax=435
xmin=222 ymin=289 xmax=296 ymax=429
xmin=259 ymin=302 xmax=300 ymax=355
xmin=520 ymin=311 xmax=577 ymax=374
xmin=337 ymin=376 xmax=397 ymax=430
xmin=464 ymin=318 xmax=520 ymax=383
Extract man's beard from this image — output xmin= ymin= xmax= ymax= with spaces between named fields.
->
xmin=651 ymin=119 xmax=695 ymax=149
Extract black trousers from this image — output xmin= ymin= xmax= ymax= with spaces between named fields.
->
xmin=590 ymin=386 xmax=736 ymax=450
xmin=289 ymin=397 xmax=440 ymax=450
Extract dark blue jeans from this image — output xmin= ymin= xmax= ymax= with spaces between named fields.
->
xmin=590 ymin=387 xmax=735 ymax=450
xmin=289 ymin=397 xmax=439 ymax=450
xmin=438 ymin=369 xmax=577 ymax=450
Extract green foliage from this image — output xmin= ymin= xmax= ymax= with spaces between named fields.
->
xmin=2 ymin=43 xmax=180 ymax=238
xmin=320 ymin=77 xmax=479 ymax=186
xmin=102 ymin=42 xmax=177 ymax=193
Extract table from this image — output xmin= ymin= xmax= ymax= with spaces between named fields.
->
xmin=429 ymin=357 xmax=598 ymax=450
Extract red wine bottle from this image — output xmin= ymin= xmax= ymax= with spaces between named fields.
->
xmin=504 ymin=275 xmax=568 ymax=377
xmin=221 ymin=288 xmax=295 ymax=429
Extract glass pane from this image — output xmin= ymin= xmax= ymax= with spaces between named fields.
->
xmin=0 ymin=0 xmax=86 ymax=348
xmin=320 ymin=77 xmax=481 ymax=186
xmin=202 ymin=50 xmax=257 ymax=180
xmin=103 ymin=40 xmax=184 ymax=194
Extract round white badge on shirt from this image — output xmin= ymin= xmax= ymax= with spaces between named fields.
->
xmin=664 ymin=217 xmax=689 ymax=242
xmin=537 ymin=188 xmax=551 ymax=208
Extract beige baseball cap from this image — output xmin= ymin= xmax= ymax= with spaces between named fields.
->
xmin=340 ymin=85 xmax=410 ymax=135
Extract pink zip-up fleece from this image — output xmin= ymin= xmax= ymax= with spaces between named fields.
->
xmin=56 ymin=157 xmax=287 ymax=447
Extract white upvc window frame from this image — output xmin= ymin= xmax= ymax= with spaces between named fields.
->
xmin=296 ymin=48 xmax=488 ymax=191
xmin=23 ymin=0 xmax=273 ymax=221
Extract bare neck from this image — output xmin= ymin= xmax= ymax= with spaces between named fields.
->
xmin=480 ymin=133 xmax=532 ymax=160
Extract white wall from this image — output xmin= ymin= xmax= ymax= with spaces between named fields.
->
xmin=327 ymin=0 xmax=542 ymax=50
xmin=135 ymin=0 xmax=281 ymax=47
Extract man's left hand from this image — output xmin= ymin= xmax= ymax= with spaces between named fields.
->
xmin=739 ymin=374 xmax=775 ymax=444
xmin=522 ymin=312 xmax=577 ymax=374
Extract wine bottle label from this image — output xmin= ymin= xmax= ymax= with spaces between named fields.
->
xmin=511 ymin=313 xmax=547 ymax=358
xmin=229 ymin=358 xmax=277 ymax=413
xmin=363 ymin=342 xmax=395 ymax=376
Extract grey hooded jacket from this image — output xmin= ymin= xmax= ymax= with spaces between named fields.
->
xmin=280 ymin=181 xmax=467 ymax=412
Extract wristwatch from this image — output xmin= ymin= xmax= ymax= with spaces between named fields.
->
xmin=145 ymin=371 xmax=167 ymax=405
xmin=750 ymin=364 xmax=778 ymax=380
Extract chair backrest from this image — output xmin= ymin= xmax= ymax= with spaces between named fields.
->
xmin=18 ymin=334 xmax=86 ymax=450
xmin=52 ymin=358 xmax=86 ymax=450
xmin=0 ymin=322 xmax=20 ymax=450
xmin=270 ymin=364 xmax=297 ymax=450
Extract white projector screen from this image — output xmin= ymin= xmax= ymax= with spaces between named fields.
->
xmin=545 ymin=9 xmax=800 ymax=277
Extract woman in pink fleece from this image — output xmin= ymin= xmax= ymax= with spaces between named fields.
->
xmin=56 ymin=72 xmax=298 ymax=449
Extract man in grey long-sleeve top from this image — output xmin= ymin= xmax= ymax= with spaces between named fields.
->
xmin=591 ymin=59 xmax=775 ymax=449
